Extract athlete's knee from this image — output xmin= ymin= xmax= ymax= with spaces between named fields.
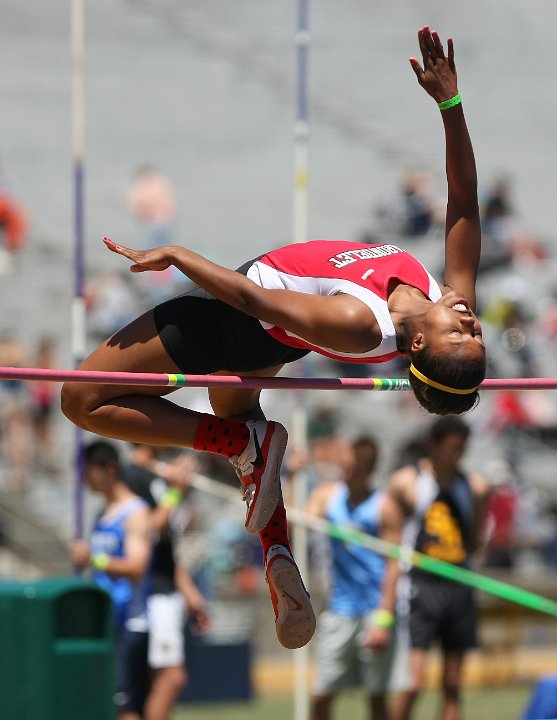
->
xmin=60 ymin=382 xmax=95 ymax=429
xmin=209 ymin=389 xmax=264 ymax=421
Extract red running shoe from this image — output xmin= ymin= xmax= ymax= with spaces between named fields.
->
xmin=229 ymin=420 xmax=287 ymax=533
xmin=265 ymin=545 xmax=316 ymax=649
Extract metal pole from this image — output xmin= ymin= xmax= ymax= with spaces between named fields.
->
xmin=71 ymin=0 xmax=86 ymax=542
xmin=292 ymin=2 xmax=311 ymax=718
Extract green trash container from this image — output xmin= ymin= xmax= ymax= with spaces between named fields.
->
xmin=0 ymin=576 xmax=116 ymax=720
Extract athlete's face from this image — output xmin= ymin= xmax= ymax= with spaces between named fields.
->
xmin=414 ymin=291 xmax=485 ymax=363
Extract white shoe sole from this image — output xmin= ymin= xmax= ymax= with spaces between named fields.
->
xmin=245 ymin=423 xmax=288 ymax=533
xmin=267 ymin=558 xmax=316 ymax=650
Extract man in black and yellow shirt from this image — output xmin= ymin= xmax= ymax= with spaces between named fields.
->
xmin=389 ymin=417 xmax=489 ymax=720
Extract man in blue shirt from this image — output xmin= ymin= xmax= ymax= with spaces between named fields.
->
xmin=307 ymin=435 xmax=403 ymax=720
xmin=70 ymin=440 xmax=152 ymax=720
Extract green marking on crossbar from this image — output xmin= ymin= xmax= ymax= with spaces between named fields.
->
xmin=372 ymin=378 xmax=410 ymax=390
xmin=166 ymin=373 xmax=186 ymax=386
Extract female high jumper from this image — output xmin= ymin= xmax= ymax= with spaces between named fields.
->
xmin=62 ymin=27 xmax=485 ymax=650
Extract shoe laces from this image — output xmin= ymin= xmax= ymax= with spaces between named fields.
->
xmin=229 ymin=452 xmax=254 ymax=479
xmin=228 ymin=422 xmax=258 ymax=480
xmin=241 ymin=483 xmax=255 ymax=508
xmin=229 ymin=443 xmax=255 ymax=510
xmin=229 ymin=454 xmax=255 ymax=509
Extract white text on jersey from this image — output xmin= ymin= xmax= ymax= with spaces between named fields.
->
xmin=328 ymin=244 xmax=404 ymax=269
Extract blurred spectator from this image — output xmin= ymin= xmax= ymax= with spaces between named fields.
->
xmin=543 ymin=503 xmax=557 ymax=569
xmin=390 ymin=434 xmax=426 ymax=473
xmin=308 ymin=402 xmax=340 ymax=441
xmin=538 ymin=286 xmax=557 ymax=343
xmin=500 ymin=302 xmax=538 ymax=378
xmin=126 ymin=165 xmax=180 ymax=303
xmin=482 ymin=290 xmax=539 ymax=378
xmin=284 ymin=435 xmax=351 ymax=503
xmin=0 ymin=182 xmax=28 ymax=275
xmin=488 ymin=392 xmax=538 ymax=434
xmin=390 ymin=417 xmax=490 ymax=720
xmin=482 ymin=175 xmax=513 ymax=228
xmin=0 ymin=334 xmax=33 ymax=490
xmin=375 ymin=169 xmax=443 ymax=238
xmin=307 ymin=436 xmax=403 ymax=720
xmin=481 ymin=460 xmax=520 ymax=569
xmin=70 ymin=440 xmax=152 ymax=720
xmin=514 ymin=485 xmax=556 ymax=570
xmin=284 ymin=435 xmax=351 ymax=594
xmin=29 ymin=335 xmax=58 ymax=472
xmin=127 ymin=165 xmax=177 ymax=249
xmin=123 ymin=444 xmax=210 ymax=720
xmin=486 ymin=391 xmax=557 ymax=481
xmin=86 ymin=272 xmax=145 ymax=341
xmin=481 ymin=175 xmax=547 ymax=264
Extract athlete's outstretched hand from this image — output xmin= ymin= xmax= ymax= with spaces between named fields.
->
xmin=410 ymin=26 xmax=458 ymax=104
xmin=103 ymin=236 xmax=174 ymax=272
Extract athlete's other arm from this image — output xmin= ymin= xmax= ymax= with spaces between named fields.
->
xmin=103 ymin=238 xmax=378 ymax=354
xmin=410 ymin=27 xmax=480 ymax=310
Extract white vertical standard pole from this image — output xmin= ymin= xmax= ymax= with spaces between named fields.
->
xmin=293 ymin=0 xmax=310 ymax=248
xmin=292 ymin=2 xmax=311 ymax=719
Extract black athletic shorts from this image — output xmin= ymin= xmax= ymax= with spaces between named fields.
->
xmin=408 ymin=571 xmax=478 ymax=652
xmin=153 ymin=260 xmax=310 ymax=373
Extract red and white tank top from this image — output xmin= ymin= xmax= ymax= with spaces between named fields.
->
xmin=246 ymin=240 xmax=442 ymax=364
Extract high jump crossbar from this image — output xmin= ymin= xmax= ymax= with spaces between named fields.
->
xmin=1 ymin=366 xmax=557 ymax=391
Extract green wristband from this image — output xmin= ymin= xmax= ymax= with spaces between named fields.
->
xmin=91 ymin=553 xmax=110 ymax=570
xmin=160 ymin=487 xmax=183 ymax=509
xmin=438 ymin=93 xmax=462 ymax=111
xmin=371 ymin=609 xmax=394 ymax=630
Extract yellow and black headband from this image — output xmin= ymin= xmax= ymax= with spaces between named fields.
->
xmin=409 ymin=363 xmax=478 ymax=396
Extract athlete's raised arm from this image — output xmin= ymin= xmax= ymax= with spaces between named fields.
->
xmin=410 ymin=27 xmax=481 ymax=310
xmin=103 ymin=237 xmax=379 ymax=353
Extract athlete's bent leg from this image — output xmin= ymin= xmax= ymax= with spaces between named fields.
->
xmin=61 ymin=310 xmax=202 ymax=446
xmin=209 ymin=370 xmax=316 ymax=649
